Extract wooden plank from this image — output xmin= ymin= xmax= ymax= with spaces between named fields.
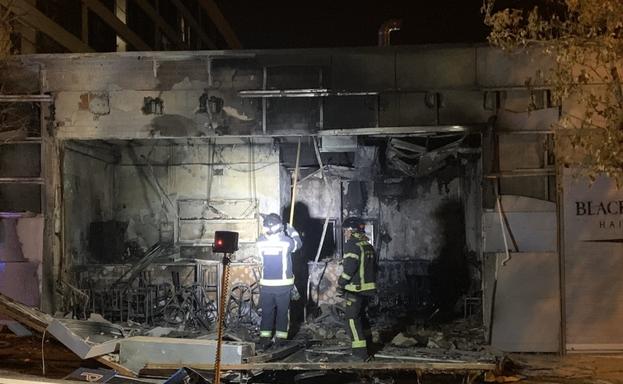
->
xmin=197 ymin=0 xmax=242 ymax=49
xmin=93 ymin=355 xmax=137 ymax=377
xmin=0 ymin=292 xmax=50 ymax=332
xmin=132 ymin=0 xmax=186 ymax=50
xmin=143 ymin=360 xmax=497 ymax=372
xmin=0 ymin=370 xmax=86 ymax=384
xmin=0 ymin=292 xmax=137 ymax=377
xmin=0 ymin=0 xmax=94 ymax=53
xmin=170 ymin=0 xmax=217 ymax=49
xmin=81 ymin=0 xmax=152 ymax=51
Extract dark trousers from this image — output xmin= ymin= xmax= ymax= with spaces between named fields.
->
xmin=259 ymin=285 xmax=291 ymax=339
xmin=343 ymin=292 xmax=369 ymax=353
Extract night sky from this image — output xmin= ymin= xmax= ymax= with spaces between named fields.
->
xmin=217 ymin=0 xmax=490 ymax=49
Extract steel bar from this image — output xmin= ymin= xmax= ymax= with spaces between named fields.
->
xmin=289 ymin=138 xmax=301 ymax=226
xmin=0 ymin=177 xmax=43 ymax=184
xmin=319 ymin=125 xmax=476 ymax=137
xmin=239 ymin=89 xmax=379 ymax=98
xmin=0 ymin=94 xmax=53 ymax=103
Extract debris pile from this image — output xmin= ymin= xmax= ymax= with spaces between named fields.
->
xmin=298 ymin=304 xmax=349 ymax=342
xmin=389 ymin=317 xmax=485 ymax=352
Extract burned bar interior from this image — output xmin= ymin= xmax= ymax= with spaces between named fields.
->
xmin=8 ymin=3 xmax=610 ymax=378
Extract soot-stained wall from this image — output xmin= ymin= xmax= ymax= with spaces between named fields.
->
xmin=114 ymin=141 xmax=282 ymax=259
xmin=296 ymin=150 xmax=480 ymax=317
xmin=63 ymin=148 xmax=115 ymax=267
xmin=377 ymin=177 xmax=461 ymax=261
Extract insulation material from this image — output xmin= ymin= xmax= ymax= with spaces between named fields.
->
xmin=308 ymin=261 xmax=342 ymax=305
xmin=228 ymin=262 xmax=262 ymax=288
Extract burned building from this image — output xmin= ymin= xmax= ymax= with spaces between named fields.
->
xmin=0 ymin=41 xmax=622 ymax=382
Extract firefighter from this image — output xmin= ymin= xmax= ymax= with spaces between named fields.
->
xmin=256 ymin=213 xmax=302 ymax=349
xmin=337 ymin=217 xmax=377 ymax=361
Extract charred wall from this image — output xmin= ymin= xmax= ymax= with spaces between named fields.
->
xmin=63 ymin=144 xmax=115 ymax=267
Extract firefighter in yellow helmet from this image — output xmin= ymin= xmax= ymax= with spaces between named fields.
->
xmin=337 ymin=217 xmax=377 ymax=361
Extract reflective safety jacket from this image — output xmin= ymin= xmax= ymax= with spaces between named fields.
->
xmin=338 ymin=232 xmax=377 ymax=293
xmin=257 ymin=226 xmax=302 ymax=286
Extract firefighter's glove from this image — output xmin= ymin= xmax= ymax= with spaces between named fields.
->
xmin=284 ymin=223 xmax=294 ymax=236
xmin=336 ymin=285 xmax=346 ymax=297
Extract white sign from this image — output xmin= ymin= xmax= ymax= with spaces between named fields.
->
xmin=563 ymin=169 xmax=623 ymax=351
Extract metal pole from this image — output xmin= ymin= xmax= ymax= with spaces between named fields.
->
xmin=214 ymin=253 xmax=231 ymax=384
xmin=289 ymin=138 xmax=301 ymax=226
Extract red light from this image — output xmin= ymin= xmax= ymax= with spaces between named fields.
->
xmin=217 ymin=239 xmax=223 ymax=245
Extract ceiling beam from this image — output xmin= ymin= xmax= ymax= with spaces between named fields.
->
xmin=132 ymin=0 xmax=186 ymax=50
xmin=0 ymin=0 xmax=94 ymax=53
xmin=81 ymin=0 xmax=152 ymax=51
xmin=170 ymin=0 xmax=217 ymax=49
xmin=197 ymin=0 xmax=242 ymax=49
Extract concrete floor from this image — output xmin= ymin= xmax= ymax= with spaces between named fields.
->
xmin=2 ymin=330 xmax=623 ymax=383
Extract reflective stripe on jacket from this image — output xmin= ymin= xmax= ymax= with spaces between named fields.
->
xmin=338 ymin=232 xmax=377 ymax=293
xmin=257 ymin=227 xmax=302 ymax=286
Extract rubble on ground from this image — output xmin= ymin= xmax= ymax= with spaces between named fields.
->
xmin=0 ymin=290 xmax=501 ymax=383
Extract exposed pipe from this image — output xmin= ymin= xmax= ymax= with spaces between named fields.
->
xmin=378 ymin=19 xmax=402 ymax=47
xmin=289 ymin=138 xmax=301 ymax=226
